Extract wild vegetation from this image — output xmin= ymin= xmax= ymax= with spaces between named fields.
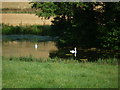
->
xmin=32 ymin=2 xmax=120 ymax=50
xmin=2 ymin=2 xmax=119 ymax=88
xmin=2 ymin=56 xmax=118 ymax=64
xmin=2 ymin=2 xmax=120 ymax=50
xmin=2 ymin=24 xmax=51 ymax=35
xmin=2 ymin=57 xmax=118 ymax=88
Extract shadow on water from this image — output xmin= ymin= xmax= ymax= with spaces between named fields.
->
xmin=2 ymin=35 xmax=120 ymax=62
xmin=49 ymin=47 xmax=120 ymax=62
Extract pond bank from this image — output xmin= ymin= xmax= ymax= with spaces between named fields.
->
xmin=2 ymin=24 xmax=52 ymax=35
xmin=2 ymin=35 xmax=58 ymax=42
xmin=2 ymin=35 xmax=119 ymax=61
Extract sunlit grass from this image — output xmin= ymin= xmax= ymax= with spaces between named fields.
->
xmin=2 ymin=57 xmax=118 ymax=88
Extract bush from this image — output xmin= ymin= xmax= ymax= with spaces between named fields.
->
xmin=97 ymin=26 xmax=120 ymax=50
xmin=2 ymin=24 xmax=52 ymax=35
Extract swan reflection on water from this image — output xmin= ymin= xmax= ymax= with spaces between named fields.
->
xmin=3 ymin=41 xmax=58 ymax=58
xmin=34 ymin=43 xmax=38 ymax=50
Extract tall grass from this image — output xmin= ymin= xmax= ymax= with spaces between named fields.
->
xmin=3 ymin=56 xmax=118 ymax=65
xmin=96 ymin=58 xmax=118 ymax=65
xmin=2 ymin=57 xmax=118 ymax=88
xmin=3 ymin=56 xmax=79 ymax=64
xmin=2 ymin=24 xmax=52 ymax=35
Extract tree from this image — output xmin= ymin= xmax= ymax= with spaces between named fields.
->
xmin=31 ymin=2 xmax=120 ymax=50
xmin=97 ymin=2 xmax=120 ymax=50
xmin=31 ymin=2 xmax=56 ymax=18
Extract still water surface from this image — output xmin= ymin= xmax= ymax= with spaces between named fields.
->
xmin=2 ymin=35 xmax=119 ymax=61
xmin=3 ymin=41 xmax=58 ymax=58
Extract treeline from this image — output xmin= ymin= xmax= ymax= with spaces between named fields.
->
xmin=31 ymin=2 xmax=120 ymax=50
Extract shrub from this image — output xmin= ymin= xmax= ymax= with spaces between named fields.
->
xmin=97 ymin=58 xmax=118 ymax=65
xmin=2 ymin=24 xmax=52 ymax=35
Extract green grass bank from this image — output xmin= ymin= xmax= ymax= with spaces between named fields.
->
xmin=2 ymin=57 xmax=118 ymax=88
xmin=2 ymin=24 xmax=52 ymax=36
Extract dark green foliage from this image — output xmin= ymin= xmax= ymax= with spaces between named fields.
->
xmin=97 ymin=2 xmax=120 ymax=50
xmin=17 ymin=2 xmax=120 ymax=50
xmin=97 ymin=26 xmax=120 ymax=50
xmin=2 ymin=24 xmax=52 ymax=35
xmin=31 ymin=2 xmax=57 ymax=18
xmin=51 ymin=3 xmax=100 ymax=48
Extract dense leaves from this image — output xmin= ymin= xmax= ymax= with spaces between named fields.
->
xmin=32 ymin=2 xmax=120 ymax=50
xmin=31 ymin=2 xmax=56 ymax=18
xmin=97 ymin=2 xmax=120 ymax=50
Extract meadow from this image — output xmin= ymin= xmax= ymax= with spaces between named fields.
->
xmin=2 ymin=57 xmax=118 ymax=88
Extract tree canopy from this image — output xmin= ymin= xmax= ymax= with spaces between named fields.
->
xmin=31 ymin=2 xmax=120 ymax=50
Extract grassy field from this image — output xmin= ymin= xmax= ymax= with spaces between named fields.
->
xmin=2 ymin=57 xmax=118 ymax=88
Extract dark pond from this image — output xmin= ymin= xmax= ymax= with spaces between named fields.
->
xmin=2 ymin=35 xmax=119 ymax=61
xmin=50 ymin=47 xmax=119 ymax=61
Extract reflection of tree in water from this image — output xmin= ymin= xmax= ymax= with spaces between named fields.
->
xmin=31 ymin=2 xmax=120 ymax=61
xmin=49 ymin=45 xmax=119 ymax=62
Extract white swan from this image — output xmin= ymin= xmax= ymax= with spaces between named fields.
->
xmin=70 ymin=47 xmax=77 ymax=57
